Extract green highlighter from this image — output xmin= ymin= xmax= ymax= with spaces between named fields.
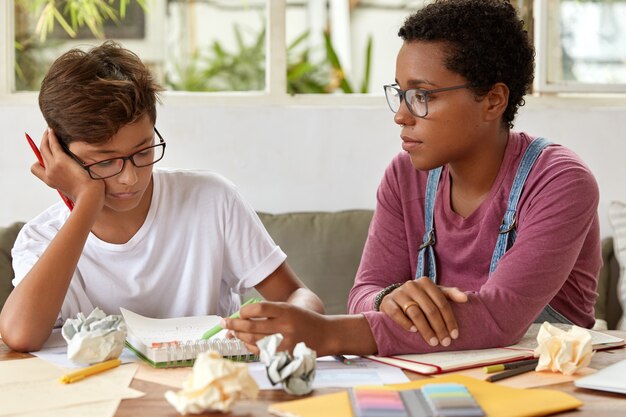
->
xmin=201 ymin=297 xmax=263 ymax=340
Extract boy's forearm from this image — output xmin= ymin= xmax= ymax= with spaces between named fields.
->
xmin=0 ymin=199 xmax=100 ymax=351
xmin=321 ymin=314 xmax=378 ymax=356
xmin=286 ymin=287 xmax=325 ymax=314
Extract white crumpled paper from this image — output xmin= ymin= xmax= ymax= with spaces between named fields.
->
xmin=534 ymin=322 xmax=594 ymax=375
xmin=164 ymin=351 xmax=259 ymax=414
xmin=61 ymin=307 xmax=126 ymax=364
xmin=257 ymin=333 xmax=316 ymax=395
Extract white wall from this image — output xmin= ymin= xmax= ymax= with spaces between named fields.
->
xmin=1 ymin=96 xmax=625 ymax=239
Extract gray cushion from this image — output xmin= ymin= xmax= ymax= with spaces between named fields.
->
xmin=596 ymin=237 xmax=623 ymax=329
xmin=0 ymin=222 xmax=25 ymax=311
xmin=254 ymin=210 xmax=373 ymax=314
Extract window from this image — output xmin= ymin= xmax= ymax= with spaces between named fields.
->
xmin=3 ymin=0 xmax=626 ymax=97
xmin=13 ymin=1 xmax=166 ymax=91
xmin=284 ymin=0 xmax=415 ymax=94
xmin=533 ymin=0 xmax=626 ymax=93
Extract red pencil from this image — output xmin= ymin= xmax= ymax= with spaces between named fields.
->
xmin=25 ymin=133 xmax=74 ymax=211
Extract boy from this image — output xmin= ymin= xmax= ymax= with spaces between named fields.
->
xmin=223 ymin=0 xmax=600 ymax=357
xmin=0 ymin=41 xmax=323 ymax=352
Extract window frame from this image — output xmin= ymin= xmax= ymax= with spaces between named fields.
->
xmin=1 ymin=0 xmax=625 ymax=106
xmin=533 ymin=0 xmax=626 ymax=93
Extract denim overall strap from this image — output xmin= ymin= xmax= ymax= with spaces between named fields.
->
xmin=416 ymin=166 xmax=443 ymax=283
xmin=489 ymin=137 xmax=551 ymax=275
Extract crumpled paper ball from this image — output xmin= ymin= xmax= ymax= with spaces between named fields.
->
xmin=534 ymin=322 xmax=594 ymax=375
xmin=257 ymin=333 xmax=316 ymax=395
xmin=61 ymin=307 xmax=126 ymax=364
xmin=164 ymin=351 xmax=259 ymax=414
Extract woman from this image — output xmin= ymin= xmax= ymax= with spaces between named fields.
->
xmin=225 ymin=0 xmax=600 ymax=357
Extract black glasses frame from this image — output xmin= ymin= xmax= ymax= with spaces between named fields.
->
xmin=60 ymin=128 xmax=167 ymax=180
xmin=383 ymin=83 xmax=470 ymax=118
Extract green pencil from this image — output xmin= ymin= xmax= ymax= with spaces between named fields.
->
xmin=201 ymin=297 xmax=263 ymax=340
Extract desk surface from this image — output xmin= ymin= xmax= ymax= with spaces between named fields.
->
xmin=3 ymin=332 xmax=626 ymax=417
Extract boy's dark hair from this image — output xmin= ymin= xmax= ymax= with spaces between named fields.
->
xmin=399 ymin=0 xmax=534 ymax=129
xmin=39 ymin=40 xmax=163 ymax=144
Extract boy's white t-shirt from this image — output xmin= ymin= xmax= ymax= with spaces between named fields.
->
xmin=11 ymin=169 xmax=286 ymax=325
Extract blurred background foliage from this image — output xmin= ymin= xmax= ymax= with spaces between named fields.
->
xmin=14 ymin=0 xmax=372 ymax=94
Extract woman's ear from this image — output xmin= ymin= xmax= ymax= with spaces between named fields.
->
xmin=483 ymin=82 xmax=509 ymax=122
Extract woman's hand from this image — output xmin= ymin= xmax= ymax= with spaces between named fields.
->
xmin=379 ymin=277 xmax=468 ymax=347
xmin=30 ymin=128 xmax=105 ymax=209
xmin=222 ymin=301 xmax=331 ymax=355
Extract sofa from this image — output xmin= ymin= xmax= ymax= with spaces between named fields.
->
xmin=0 ymin=211 xmax=623 ymax=328
xmin=0 ymin=210 xmax=374 ymax=316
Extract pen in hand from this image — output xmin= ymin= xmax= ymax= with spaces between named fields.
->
xmin=201 ymin=297 xmax=263 ymax=340
xmin=334 ymin=355 xmax=353 ymax=365
xmin=25 ymin=132 xmax=74 ymax=211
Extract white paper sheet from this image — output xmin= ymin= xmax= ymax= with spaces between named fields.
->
xmin=248 ymin=355 xmax=410 ymax=390
xmin=0 ymin=358 xmax=142 ymax=417
xmin=575 ymin=358 xmax=626 ymax=394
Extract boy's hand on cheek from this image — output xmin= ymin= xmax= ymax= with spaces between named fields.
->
xmin=31 ymin=128 xmax=105 ymax=209
xmin=379 ymin=278 xmax=467 ymax=348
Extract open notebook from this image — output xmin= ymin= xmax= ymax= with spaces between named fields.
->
xmin=367 ymin=323 xmax=625 ymax=375
xmin=120 ymin=308 xmax=256 ymax=368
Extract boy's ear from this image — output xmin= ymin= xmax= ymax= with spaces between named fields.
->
xmin=483 ymin=82 xmax=509 ymax=122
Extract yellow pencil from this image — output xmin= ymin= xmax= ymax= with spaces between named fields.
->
xmin=59 ymin=358 xmax=122 ymax=384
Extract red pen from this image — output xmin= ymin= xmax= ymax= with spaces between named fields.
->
xmin=25 ymin=133 xmax=74 ymax=211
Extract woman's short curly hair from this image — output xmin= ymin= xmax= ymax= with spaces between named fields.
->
xmin=39 ymin=40 xmax=163 ymax=145
xmin=398 ymin=0 xmax=534 ymax=129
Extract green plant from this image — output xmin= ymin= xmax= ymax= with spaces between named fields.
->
xmin=166 ymin=24 xmax=374 ymax=95
xmin=324 ymin=32 xmax=373 ymax=94
xmin=14 ymin=0 xmax=146 ymax=90
xmin=286 ymin=31 xmax=330 ymax=94
xmin=16 ymin=0 xmax=147 ymax=41
xmin=166 ymin=24 xmax=266 ymax=92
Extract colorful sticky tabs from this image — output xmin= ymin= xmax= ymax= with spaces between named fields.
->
xmin=351 ymin=388 xmax=409 ymax=417
xmin=420 ymin=383 xmax=485 ymax=417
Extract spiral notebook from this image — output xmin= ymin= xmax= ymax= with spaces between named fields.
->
xmin=120 ymin=308 xmax=256 ymax=368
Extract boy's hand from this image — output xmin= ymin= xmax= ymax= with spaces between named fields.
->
xmin=379 ymin=277 xmax=468 ymax=347
xmin=222 ymin=302 xmax=330 ymax=356
xmin=30 ymin=128 xmax=105 ymax=209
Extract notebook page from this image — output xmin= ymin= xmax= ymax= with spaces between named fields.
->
xmin=369 ymin=323 xmax=625 ymax=375
xmin=120 ymin=308 xmax=222 ymax=344
xmin=369 ymin=347 xmax=532 ymax=374
xmin=120 ymin=308 xmax=253 ymax=365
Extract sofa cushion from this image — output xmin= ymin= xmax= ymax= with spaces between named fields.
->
xmin=0 ymin=222 xmax=25 ymax=311
xmin=255 ymin=210 xmax=373 ymax=315
xmin=608 ymin=201 xmax=626 ymax=329
xmin=595 ymin=237 xmax=622 ymax=330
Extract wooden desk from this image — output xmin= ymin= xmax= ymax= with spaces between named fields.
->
xmin=3 ymin=333 xmax=626 ymax=417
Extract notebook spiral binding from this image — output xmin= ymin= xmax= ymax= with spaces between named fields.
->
xmin=157 ymin=338 xmax=257 ymax=368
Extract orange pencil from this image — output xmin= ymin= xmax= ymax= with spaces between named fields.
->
xmin=59 ymin=359 xmax=122 ymax=384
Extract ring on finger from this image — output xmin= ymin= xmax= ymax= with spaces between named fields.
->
xmin=402 ymin=301 xmax=418 ymax=315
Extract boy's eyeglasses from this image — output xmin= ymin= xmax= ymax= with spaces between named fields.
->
xmin=60 ymin=128 xmax=166 ymax=180
xmin=383 ymin=84 xmax=470 ymax=118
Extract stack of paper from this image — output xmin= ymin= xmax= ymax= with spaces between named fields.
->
xmin=0 ymin=357 xmax=142 ymax=417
